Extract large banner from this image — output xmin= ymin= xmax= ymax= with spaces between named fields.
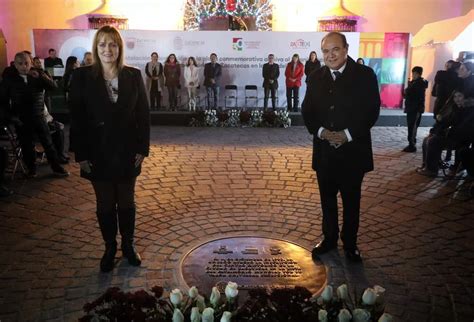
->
xmin=33 ymin=29 xmax=360 ymax=108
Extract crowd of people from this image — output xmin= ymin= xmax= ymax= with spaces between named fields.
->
xmin=401 ymin=60 xmax=474 ymax=178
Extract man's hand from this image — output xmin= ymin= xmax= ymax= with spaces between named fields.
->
xmin=321 ymin=129 xmax=348 ymax=147
xmin=79 ymin=161 xmax=92 ymax=173
xmin=28 ymin=70 xmax=39 ymax=78
xmin=135 ymin=154 xmax=145 ymax=167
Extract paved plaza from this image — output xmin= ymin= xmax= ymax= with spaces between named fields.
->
xmin=0 ymin=126 xmax=473 ymax=321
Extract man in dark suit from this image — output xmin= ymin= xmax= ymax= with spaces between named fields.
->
xmin=262 ymin=54 xmax=280 ymax=110
xmin=204 ymin=53 xmax=222 ymax=110
xmin=302 ymin=32 xmax=380 ymax=262
xmin=44 ymin=48 xmax=64 ymax=68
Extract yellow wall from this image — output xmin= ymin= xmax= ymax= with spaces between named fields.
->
xmin=0 ymin=0 xmax=472 ymax=62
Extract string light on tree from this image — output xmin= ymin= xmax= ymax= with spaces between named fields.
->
xmin=184 ymin=0 xmax=273 ymax=31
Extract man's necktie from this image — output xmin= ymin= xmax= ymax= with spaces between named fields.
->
xmin=333 ymin=71 xmax=341 ymax=80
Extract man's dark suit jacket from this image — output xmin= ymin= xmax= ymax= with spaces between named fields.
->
xmin=203 ymin=62 xmax=222 ymax=87
xmin=69 ymin=65 xmax=150 ymax=182
xmin=302 ymin=56 xmax=380 ymax=174
xmin=262 ymin=63 xmax=280 ymax=89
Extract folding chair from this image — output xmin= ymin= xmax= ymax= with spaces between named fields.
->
xmin=244 ymin=85 xmax=258 ymax=109
xmin=1 ymin=125 xmax=26 ymax=179
xmin=224 ymin=85 xmax=238 ymax=109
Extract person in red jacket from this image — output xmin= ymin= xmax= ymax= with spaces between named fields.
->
xmin=285 ymin=53 xmax=304 ymax=112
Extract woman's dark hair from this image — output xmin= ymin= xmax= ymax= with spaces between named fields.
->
xmin=151 ymin=52 xmax=158 ymax=58
xmin=65 ymin=56 xmax=78 ymax=75
xmin=356 ymin=57 xmax=365 ymax=65
xmin=291 ymin=53 xmax=300 ymax=64
xmin=308 ymin=51 xmax=317 ymax=61
xmin=166 ymin=53 xmax=177 ymax=64
xmin=187 ymin=56 xmax=197 ymax=67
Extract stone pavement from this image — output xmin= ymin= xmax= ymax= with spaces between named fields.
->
xmin=0 ymin=126 xmax=473 ymax=322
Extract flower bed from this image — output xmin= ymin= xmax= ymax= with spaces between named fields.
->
xmin=80 ymin=282 xmax=393 ymax=322
xmin=189 ymin=109 xmax=291 ymax=128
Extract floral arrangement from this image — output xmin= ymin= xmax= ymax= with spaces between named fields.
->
xmin=189 ymin=109 xmax=291 ymax=128
xmin=80 ymin=282 xmax=394 ymax=322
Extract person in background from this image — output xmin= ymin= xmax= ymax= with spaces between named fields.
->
xmin=82 ymin=52 xmax=93 ymax=66
xmin=285 ymin=53 xmax=304 ymax=112
xmin=356 ymin=58 xmax=365 ymax=65
xmin=305 ymin=51 xmax=321 ymax=79
xmin=457 ymin=62 xmax=474 ymax=98
xmin=402 ymin=66 xmax=428 ymax=152
xmin=184 ymin=56 xmax=199 ymax=111
xmin=63 ymin=56 xmax=80 ymax=98
xmin=262 ymin=53 xmax=280 ymax=110
xmin=204 ymin=53 xmax=222 ymax=110
xmin=164 ymin=53 xmax=181 ymax=111
xmin=44 ymin=48 xmax=63 ymax=68
xmin=432 ymin=60 xmax=461 ymax=119
xmin=0 ymin=52 xmax=68 ymax=178
xmin=70 ymin=26 xmax=150 ymax=273
xmin=418 ymin=91 xmax=466 ymax=177
xmin=144 ymin=52 xmax=164 ymax=110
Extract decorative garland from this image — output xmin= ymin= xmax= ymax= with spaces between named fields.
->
xmin=189 ymin=109 xmax=291 ymax=128
xmin=184 ymin=0 xmax=273 ymax=31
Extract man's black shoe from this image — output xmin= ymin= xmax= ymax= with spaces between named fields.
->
xmin=58 ymin=156 xmax=69 ymax=164
xmin=312 ymin=240 xmax=337 ymax=258
xmin=402 ymin=145 xmax=416 ymax=152
xmin=344 ymin=248 xmax=362 ymax=262
xmin=51 ymin=164 xmax=70 ymax=177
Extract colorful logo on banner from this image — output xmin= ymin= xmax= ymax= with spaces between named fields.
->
xmin=233 ymin=37 xmax=243 ymax=51
xmin=290 ymin=39 xmax=311 ymax=49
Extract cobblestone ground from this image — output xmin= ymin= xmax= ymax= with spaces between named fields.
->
xmin=0 ymin=126 xmax=473 ymax=322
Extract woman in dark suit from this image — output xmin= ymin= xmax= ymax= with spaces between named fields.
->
xmin=164 ymin=53 xmax=181 ymax=110
xmin=70 ymin=26 xmax=150 ymax=273
xmin=304 ymin=51 xmax=321 ymax=79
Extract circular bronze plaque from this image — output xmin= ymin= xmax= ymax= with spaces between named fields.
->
xmin=180 ymin=236 xmax=327 ymax=296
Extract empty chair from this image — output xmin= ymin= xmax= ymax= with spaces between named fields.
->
xmin=224 ymin=85 xmax=238 ymax=109
xmin=244 ymin=85 xmax=258 ymax=108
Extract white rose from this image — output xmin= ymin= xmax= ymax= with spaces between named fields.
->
xmin=170 ymin=289 xmax=183 ymax=306
xmin=337 ymin=309 xmax=352 ymax=322
xmin=337 ymin=284 xmax=349 ymax=301
xmin=172 ymin=308 xmax=184 ymax=322
xmin=220 ymin=311 xmax=232 ymax=322
xmin=190 ymin=307 xmax=201 ymax=322
xmin=352 ymin=308 xmax=370 ymax=322
xmin=321 ymin=285 xmax=333 ymax=302
xmin=225 ymin=282 xmax=239 ymax=300
xmin=378 ymin=313 xmax=394 ymax=322
xmin=318 ymin=309 xmax=328 ymax=322
xmin=362 ymin=288 xmax=377 ymax=305
xmin=189 ymin=286 xmax=199 ymax=299
xmin=210 ymin=287 xmax=221 ymax=307
xmin=202 ymin=307 xmax=215 ymax=322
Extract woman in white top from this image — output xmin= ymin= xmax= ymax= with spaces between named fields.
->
xmin=184 ymin=56 xmax=199 ymax=111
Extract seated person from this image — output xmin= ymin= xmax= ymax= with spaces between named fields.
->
xmin=0 ymin=51 xmax=69 ymax=178
xmin=417 ymin=91 xmax=470 ymax=177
